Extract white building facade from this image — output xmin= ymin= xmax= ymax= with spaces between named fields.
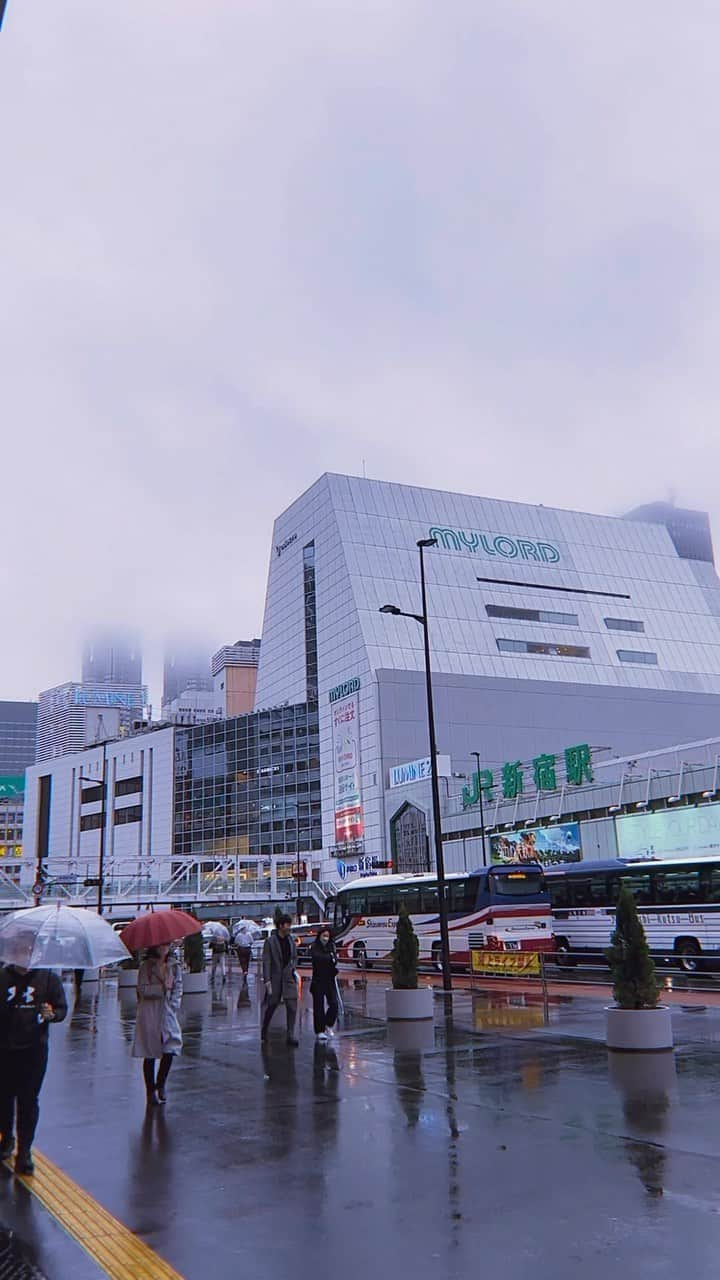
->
xmin=255 ymin=475 xmax=720 ymax=881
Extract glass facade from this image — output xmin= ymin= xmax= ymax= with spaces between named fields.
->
xmin=173 ymin=703 xmax=322 ymax=860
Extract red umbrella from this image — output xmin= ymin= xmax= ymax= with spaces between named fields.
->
xmin=120 ymin=909 xmax=202 ymax=953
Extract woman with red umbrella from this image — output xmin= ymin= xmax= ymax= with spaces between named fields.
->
xmin=121 ymin=910 xmax=200 ymax=1107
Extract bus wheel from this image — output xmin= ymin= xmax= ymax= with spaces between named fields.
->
xmin=353 ymin=943 xmax=369 ymax=970
xmin=555 ymin=939 xmax=575 ymax=968
xmin=676 ymin=939 xmax=702 ymax=973
xmin=431 ymin=942 xmax=442 ymax=972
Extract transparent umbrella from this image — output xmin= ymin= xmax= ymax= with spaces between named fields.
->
xmin=203 ymin=922 xmax=230 ymax=942
xmin=0 ymin=905 xmax=130 ymax=970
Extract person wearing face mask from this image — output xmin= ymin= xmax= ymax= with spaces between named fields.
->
xmin=0 ymin=932 xmax=68 ymax=1176
xmin=132 ymin=942 xmax=183 ymax=1106
xmin=310 ymin=927 xmax=339 ymax=1042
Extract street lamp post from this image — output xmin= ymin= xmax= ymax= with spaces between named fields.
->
xmin=78 ymin=741 xmax=108 ymax=915
xmin=379 ymin=537 xmax=453 ymax=993
xmin=471 ymin=751 xmax=489 ymax=867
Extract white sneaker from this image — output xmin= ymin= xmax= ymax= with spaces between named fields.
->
xmin=316 ymin=1032 xmax=328 ymax=1041
xmin=326 ymin=1027 xmax=335 ymax=1037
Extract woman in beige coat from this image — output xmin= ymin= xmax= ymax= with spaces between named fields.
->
xmin=132 ymin=944 xmax=183 ymax=1105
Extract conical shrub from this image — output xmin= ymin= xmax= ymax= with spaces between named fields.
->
xmin=392 ymin=904 xmax=419 ymax=990
xmin=607 ymin=885 xmax=658 ymax=1010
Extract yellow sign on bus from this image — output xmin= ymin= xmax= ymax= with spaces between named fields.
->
xmin=471 ymin=950 xmax=541 ymax=977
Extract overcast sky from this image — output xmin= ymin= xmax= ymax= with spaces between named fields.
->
xmin=3 ymin=1 xmax=719 ymax=707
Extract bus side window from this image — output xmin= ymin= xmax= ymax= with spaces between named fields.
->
xmin=618 ymin=873 xmax=652 ymax=905
xmin=420 ymin=884 xmax=439 ymax=913
xmin=570 ymin=876 xmax=605 ymax=908
xmin=655 ymin=868 xmax=701 ymax=905
xmin=549 ymin=879 xmax=569 ymax=909
xmin=394 ymin=886 xmax=421 ymax=915
xmin=347 ymin=890 xmax=367 ymax=916
xmin=366 ymin=886 xmax=394 ymax=915
xmin=708 ymin=869 xmax=720 ymax=903
xmin=449 ymin=879 xmax=477 ymax=913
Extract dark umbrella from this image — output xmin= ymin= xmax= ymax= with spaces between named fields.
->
xmin=120 ymin=909 xmax=202 ymax=953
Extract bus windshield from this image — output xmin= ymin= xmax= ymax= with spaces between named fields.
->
xmin=489 ymin=868 xmax=545 ymax=898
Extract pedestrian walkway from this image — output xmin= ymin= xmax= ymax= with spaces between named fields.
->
xmin=2 ymin=971 xmax=720 ymax=1279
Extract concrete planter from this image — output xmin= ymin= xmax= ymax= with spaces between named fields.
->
xmin=117 ymin=968 xmax=138 ymax=989
xmin=385 ymin=987 xmax=434 ymax=1022
xmin=605 ymin=1006 xmax=673 ymax=1053
xmin=183 ymin=971 xmax=209 ymax=995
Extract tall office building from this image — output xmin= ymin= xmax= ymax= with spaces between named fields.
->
xmin=82 ymin=629 xmax=143 ymax=686
xmin=212 ymin=639 xmax=261 ymax=717
xmin=0 ymin=701 xmax=37 ymax=775
xmin=162 ymin=640 xmax=213 ymax=714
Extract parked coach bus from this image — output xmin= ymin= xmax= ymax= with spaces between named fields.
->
xmin=544 ymin=857 xmax=720 ymax=972
xmin=329 ymin=864 xmax=554 ymax=969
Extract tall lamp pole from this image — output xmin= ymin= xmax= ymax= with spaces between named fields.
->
xmin=471 ymin=751 xmax=488 ymax=868
xmin=380 ymin=537 xmax=452 ymax=993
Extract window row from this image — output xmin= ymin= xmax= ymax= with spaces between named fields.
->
xmin=548 ymin=864 xmax=720 ymax=909
xmin=496 ymin=639 xmax=591 ymax=659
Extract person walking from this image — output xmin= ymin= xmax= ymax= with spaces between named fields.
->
xmin=261 ymin=915 xmax=299 ymax=1046
xmin=233 ymin=924 xmax=253 ymax=977
xmin=0 ymin=942 xmax=68 ymax=1175
xmin=310 ymin=927 xmax=339 ymax=1042
xmin=210 ymin=935 xmax=228 ymax=985
xmin=132 ymin=943 xmax=183 ymax=1106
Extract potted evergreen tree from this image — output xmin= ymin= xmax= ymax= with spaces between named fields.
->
xmin=605 ymin=887 xmax=673 ymax=1051
xmin=385 ymin=906 xmax=434 ymax=1021
xmin=183 ymin=930 xmax=209 ymax=994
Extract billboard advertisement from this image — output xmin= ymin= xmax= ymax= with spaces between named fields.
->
xmin=490 ymin=822 xmax=582 ymax=867
xmin=616 ymin=803 xmax=720 ymax=860
xmin=330 ymin=680 xmax=363 ymax=843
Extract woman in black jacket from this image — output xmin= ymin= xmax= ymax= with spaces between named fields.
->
xmin=310 ymin=927 xmax=339 ymax=1041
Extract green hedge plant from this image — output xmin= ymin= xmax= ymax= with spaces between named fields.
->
xmin=392 ymin=904 xmax=419 ymax=990
xmin=607 ymin=886 xmax=658 ymax=1010
xmin=184 ymin=931 xmax=206 ymax=975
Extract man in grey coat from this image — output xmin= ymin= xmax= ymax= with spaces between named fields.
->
xmin=261 ymin=915 xmax=299 ymax=1046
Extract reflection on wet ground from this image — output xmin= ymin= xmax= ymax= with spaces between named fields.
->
xmin=3 ymin=972 xmax=720 ymax=1278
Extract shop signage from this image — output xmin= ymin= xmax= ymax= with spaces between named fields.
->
xmin=389 ymin=755 xmax=451 ymax=788
xmin=0 ymin=777 xmax=24 ymax=799
xmin=463 ymin=743 xmax=593 ymax=809
xmin=430 ymin=526 xmax=560 ymax=564
xmin=331 ymin=677 xmax=363 ymax=843
xmin=491 ymin=822 xmax=582 ymax=867
xmin=73 ymin=689 xmax=139 ymax=709
xmin=275 ymin=533 xmax=297 ymax=557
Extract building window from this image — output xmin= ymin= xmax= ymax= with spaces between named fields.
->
xmin=114 ymin=775 xmax=143 ymax=798
xmin=486 ymin=605 xmax=579 ymax=626
xmin=617 ymin=649 xmax=658 ymax=665
xmin=605 ymin=618 xmax=645 ymax=633
xmin=303 ymin=542 xmax=318 ymax=706
xmin=114 ymin=804 xmax=142 ymax=825
xmin=80 ymin=811 xmax=104 ymax=832
xmin=80 ymin=783 xmax=104 ymax=805
xmin=496 ymin=639 xmax=591 ymax=659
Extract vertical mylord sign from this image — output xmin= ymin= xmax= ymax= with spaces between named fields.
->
xmin=329 ymin=678 xmax=363 ymax=843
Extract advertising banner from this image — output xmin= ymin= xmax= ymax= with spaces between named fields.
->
xmin=470 ymin=951 xmax=541 ymax=977
xmin=490 ymin=822 xmax=582 ymax=866
xmin=331 ymin=681 xmax=363 ymax=843
xmin=616 ymin=803 xmax=720 ymax=860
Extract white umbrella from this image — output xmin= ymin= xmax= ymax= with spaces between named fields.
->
xmin=203 ymin=921 xmax=230 ymax=942
xmin=232 ymin=919 xmax=261 ymax=941
xmin=0 ymin=905 xmax=130 ymax=970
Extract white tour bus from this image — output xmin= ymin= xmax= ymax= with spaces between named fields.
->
xmin=545 ymin=856 xmax=720 ymax=972
xmin=330 ymin=865 xmax=554 ymax=969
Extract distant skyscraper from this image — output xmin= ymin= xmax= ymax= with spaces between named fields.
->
xmin=82 ymin=629 xmax=143 ymax=686
xmin=162 ymin=640 xmax=213 ymax=710
xmin=36 ymin=683 xmax=148 ymax=762
xmin=0 ymin=701 xmax=37 ymax=775
xmin=212 ymin=639 xmax=261 ymax=717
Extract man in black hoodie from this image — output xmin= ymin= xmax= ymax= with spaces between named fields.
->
xmin=0 ymin=932 xmax=67 ymax=1175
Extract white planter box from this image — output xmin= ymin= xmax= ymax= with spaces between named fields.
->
xmin=117 ymin=968 xmax=138 ymax=989
xmin=183 ymin=971 xmax=209 ymax=995
xmin=606 ymin=1006 xmax=673 ymax=1052
xmin=385 ymin=987 xmax=434 ymax=1022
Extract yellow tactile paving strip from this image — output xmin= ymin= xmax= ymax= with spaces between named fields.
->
xmin=12 ymin=1151 xmax=186 ymax=1280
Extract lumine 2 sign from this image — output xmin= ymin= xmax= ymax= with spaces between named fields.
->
xmin=429 ymin=526 xmax=561 ymax=564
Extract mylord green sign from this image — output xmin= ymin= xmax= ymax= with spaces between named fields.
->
xmin=0 ymin=777 xmax=24 ymax=799
xmin=329 ymin=677 xmax=361 ymax=704
xmin=429 ymin=526 xmax=560 ymax=564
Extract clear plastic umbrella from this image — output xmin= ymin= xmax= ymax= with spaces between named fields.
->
xmin=0 ymin=905 xmax=130 ymax=970
xmin=203 ymin=921 xmax=230 ymax=942
xmin=232 ymin=919 xmax=261 ymax=941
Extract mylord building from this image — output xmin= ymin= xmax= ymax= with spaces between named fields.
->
xmin=255 ymin=476 xmax=720 ymax=881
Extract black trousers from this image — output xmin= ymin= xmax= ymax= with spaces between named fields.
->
xmin=312 ymin=987 xmax=339 ymax=1035
xmin=261 ymin=997 xmax=297 ymax=1038
xmin=0 ymin=1044 xmax=49 ymax=1152
xmin=143 ymin=1055 xmax=174 ymax=1094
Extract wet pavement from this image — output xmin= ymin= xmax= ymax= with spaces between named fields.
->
xmin=3 ymin=970 xmax=720 ymax=1278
